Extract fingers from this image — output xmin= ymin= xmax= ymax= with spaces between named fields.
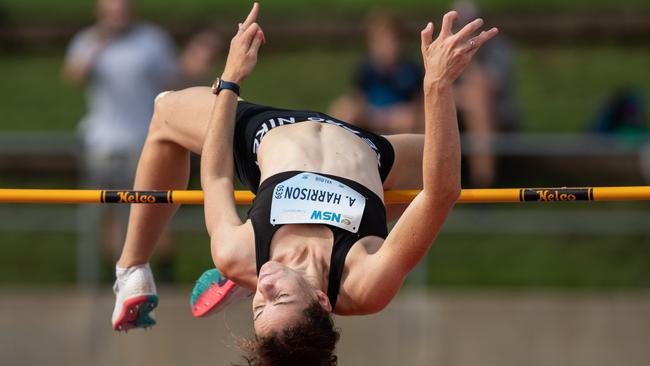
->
xmin=257 ymin=29 xmax=266 ymax=45
xmin=454 ymin=18 xmax=484 ymax=43
xmin=465 ymin=27 xmax=498 ymax=60
xmin=439 ymin=11 xmax=458 ymax=38
xmin=241 ymin=2 xmax=260 ymax=31
xmin=468 ymin=27 xmax=499 ymax=52
xmin=249 ymin=30 xmax=265 ymax=56
xmin=241 ymin=22 xmax=261 ymax=46
xmin=420 ymin=22 xmax=434 ymax=53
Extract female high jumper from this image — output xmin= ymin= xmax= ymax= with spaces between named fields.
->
xmin=110 ymin=3 xmax=497 ymax=364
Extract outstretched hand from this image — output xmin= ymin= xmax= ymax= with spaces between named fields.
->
xmin=222 ymin=2 xmax=266 ymax=84
xmin=420 ymin=11 xmax=498 ymax=89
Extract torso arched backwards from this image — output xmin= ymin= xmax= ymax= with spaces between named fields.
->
xmin=226 ymin=120 xmax=390 ymax=314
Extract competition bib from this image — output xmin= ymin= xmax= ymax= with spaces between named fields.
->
xmin=270 ymin=173 xmax=366 ymax=233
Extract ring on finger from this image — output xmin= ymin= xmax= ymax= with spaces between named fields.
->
xmin=469 ymin=39 xmax=476 ymax=48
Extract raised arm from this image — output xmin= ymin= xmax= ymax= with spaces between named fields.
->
xmin=61 ymin=32 xmax=109 ymax=86
xmin=201 ymin=3 xmax=265 ymax=236
xmin=347 ymin=12 xmax=498 ymax=313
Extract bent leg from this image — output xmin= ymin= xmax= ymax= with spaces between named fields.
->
xmin=117 ymin=87 xmax=216 ymax=267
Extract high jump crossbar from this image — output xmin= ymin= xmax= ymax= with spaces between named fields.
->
xmin=0 ymin=186 xmax=649 ymax=204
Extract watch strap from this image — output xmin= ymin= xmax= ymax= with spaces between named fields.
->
xmin=212 ymin=78 xmax=240 ymax=96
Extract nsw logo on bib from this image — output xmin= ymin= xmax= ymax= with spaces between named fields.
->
xmin=270 ymin=173 xmax=366 ymax=233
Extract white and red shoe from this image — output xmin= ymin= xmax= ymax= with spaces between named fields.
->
xmin=112 ymin=263 xmax=158 ymax=332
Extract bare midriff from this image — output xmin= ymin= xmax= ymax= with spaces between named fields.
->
xmin=257 ymin=121 xmax=385 ymax=201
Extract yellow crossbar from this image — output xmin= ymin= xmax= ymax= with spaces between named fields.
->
xmin=0 ymin=186 xmax=649 ymax=204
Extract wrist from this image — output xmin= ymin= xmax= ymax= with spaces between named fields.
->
xmin=220 ymin=71 xmax=243 ymax=85
xmin=423 ymin=78 xmax=452 ymax=95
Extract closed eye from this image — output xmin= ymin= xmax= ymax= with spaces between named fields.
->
xmin=253 ymin=305 xmax=265 ymax=320
xmin=253 ymin=294 xmax=287 ymax=320
xmin=253 ymin=295 xmax=294 ymax=321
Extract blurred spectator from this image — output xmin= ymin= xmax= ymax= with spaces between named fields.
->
xmin=176 ymin=29 xmax=223 ymax=89
xmin=590 ymin=88 xmax=647 ymax=137
xmin=62 ymin=0 xmax=178 ymax=282
xmin=452 ymin=0 xmax=519 ymax=188
xmin=329 ymin=10 xmax=423 ymax=134
xmin=641 ymin=142 xmax=650 ymax=185
xmin=591 ymin=88 xmax=648 ymax=183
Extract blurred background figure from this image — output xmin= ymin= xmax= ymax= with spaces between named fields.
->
xmin=590 ymin=88 xmax=647 ymax=138
xmin=175 ymin=29 xmax=223 ymax=89
xmin=452 ymin=0 xmax=519 ymax=188
xmin=329 ymin=10 xmax=424 ymax=134
xmin=590 ymin=88 xmax=649 ymax=184
xmin=61 ymin=0 xmax=178 ymax=283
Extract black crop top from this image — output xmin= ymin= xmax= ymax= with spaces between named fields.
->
xmin=248 ymin=171 xmax=388 ymax=310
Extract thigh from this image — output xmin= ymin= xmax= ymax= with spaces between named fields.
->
xmin=154 ymin=87 xmax=216 ymax=154
xmin=382 ymin=134 xmax=424 ymax=190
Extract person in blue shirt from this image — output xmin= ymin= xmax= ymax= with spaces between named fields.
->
xmin=329 ymin=11 xmax=424 ymax=134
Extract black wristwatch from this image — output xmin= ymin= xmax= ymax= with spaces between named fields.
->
xmin=211 ymin=77 xmax=240 ymax=96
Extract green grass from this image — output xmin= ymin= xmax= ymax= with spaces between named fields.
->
xmin=517 ymin=45 xmax=650 ymax=132
xmin=427 ymin=233 xmax=650 ymax=287
xmin=0 ymin=53 xmax=84 ymax=132
xmin=1 ymin=230 xmax=649 ymax=287
xmin=2 ymin=0 xmax=650 ymax=23
xmin=1 ymin=45 xmax=649 ymax=132
xmin=0 ymin=232 xmax=214 ymax=284
xmin=243 ymin=48 xmax=358 ymax=112
xmin=0 ymin=233 xmax=78 ymax=283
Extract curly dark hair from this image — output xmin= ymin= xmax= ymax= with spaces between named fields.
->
xmin=239 ymin=301 xmax=340 ymax=366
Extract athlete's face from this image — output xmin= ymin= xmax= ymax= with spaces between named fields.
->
xmin=252 ymin=261 xmax=330 ymax=336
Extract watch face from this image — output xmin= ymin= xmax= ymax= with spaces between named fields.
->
xmin=211 ymin=78 xmax=221 ymax=94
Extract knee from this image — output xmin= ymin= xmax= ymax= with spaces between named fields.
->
xmin=211 ymin=248 xmax=233 ymax=278
xmin=210 ymin=240 xmax=237 ymax=278
xmin=155 ymin=90 xmax=173 ymax=104
xmin=148 ymin=91 xmax=174 ymax=137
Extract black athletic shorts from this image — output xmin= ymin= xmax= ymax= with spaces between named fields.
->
xmin=233 ymin=101 xmax=395 ymax=193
